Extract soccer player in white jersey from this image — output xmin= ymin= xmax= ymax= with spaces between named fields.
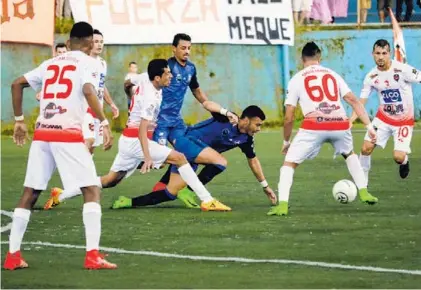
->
xmin=45 ymin=59 xmax=231 ymax=212
xmin=350 ymin=39 xmax=421 ymax=181
xmin=268 ymin=42 xmax=379 ymax=216
xmin=3 ymin=22 xmax=116 ymax=270
xmin=82 ymin=29 xmax=119 ymax=154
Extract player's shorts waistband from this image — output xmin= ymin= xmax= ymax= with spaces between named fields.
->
xmin=375 ymin=111 xmax=414 ymax=126
xmin=301 ymin=118 xmax=350 ymax=131
xmin=33 ymin=129 xmax=84 ymax=142
xmin=122 ymin=127 xmax=154 ymax=140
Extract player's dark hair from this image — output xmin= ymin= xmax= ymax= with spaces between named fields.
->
xmin=241 ymin=105 xmax=266 ymax=121
xmin=373 ymin=39 xmax=390 ymax=51
xmin=302 ymin=41 xmax=321 ymax=59
xmin=93 ymin=29 xmax=103 ymax=36
xmin=148 ymin=59 xmax=169 ymax=81
xmin=129 ymin=61 xmax=137 ymax=66
xmin=70 ymin=21 xmax=94 ymax=39
xmin=55 ymin=43 xmax=67 ymax=50
xmin=172 ymin=33 xmax=191 ymax=47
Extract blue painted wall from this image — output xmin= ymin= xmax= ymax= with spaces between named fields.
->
xmin=1 ymin=28 xmax=420 ymax=125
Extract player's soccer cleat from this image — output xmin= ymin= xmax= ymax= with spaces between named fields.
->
xmin=267 ymin=201 xmax=289 ymax=216
xmin=43 ymin=187 xmax=63 ymax=210
xmin=177 ymin=188 xmax=199 ymax=208
xmin=3 ymin=251 xmax=28 ymax=270
xmin=399 ymin=161 xmax=410 ymax=179
xmin=152 ymin=181 xmax=167 ymax=192
xmin=358 ymin=189 xmax=378 ymax=205
xmin=111 ymin=196 xmax=132 ymax=209
xmin=84 ymin=250 xmax=117 ymax=270
xmin=200 ymin=199 xmax=231 ymax=211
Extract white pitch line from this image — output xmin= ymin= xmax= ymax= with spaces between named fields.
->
xmin=0 ymin=210 xmax=13 ymax=233
xmin=1 ymin=240 xmax=420 ymax=276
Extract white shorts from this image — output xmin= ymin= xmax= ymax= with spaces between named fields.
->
xmin=82 ymin=113 xmax=103 ymax=147
xmin=364 ymin=117 xmax=413 ymax=153
xmin=24 ymin=141 xmax=98 ymax=190
xmin=285 ymin=129 xmax=354 ymax=164
xmin=110 ymin=135 xmax=172 ymax=178
xmin=292 ymin=0 xmax=312 ymax=12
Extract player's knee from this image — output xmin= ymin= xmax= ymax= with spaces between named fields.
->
xmin=341 ymin=150 xmax=354 ymax=160
xmin=172 ymin=151 xmax=187 ymax=165
xmin=361 ymin=143 xmax=374 ymax=155
xmin=80 ymin=186 xmax=100 ymax=203
xmin=393 ymin=151 xmax=406 ymax=164
xmin=102 ymin=171 xmax=126 ymax=188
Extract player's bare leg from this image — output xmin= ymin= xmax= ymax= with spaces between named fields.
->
xmin=81 ymin=185 xmax=116 ymax=270
xmin=44 ymin=171 xmax=126 ymax=210
xmin=267 ymin=161 xmax=298 ymax=216
xmin=342 ymin=151 xmax=378 ymax=205
xmin=394 ymin=150 xmax=410 ymax=179
xmin=359 ymin=140 xmax=376 ymax=187
xmin=4 ymin=187 xmax=41 ymax=270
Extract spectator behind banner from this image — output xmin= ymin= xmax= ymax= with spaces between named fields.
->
xmin=292 ymin=0 xmax=313 ymax=24
xmin=56 ymin=0 xmax=71 ymax=19
xmin=396 ymin=0 xmax=414 ymax=21
xmin=378 ymin=0 xmax=392 ymax=22
xmin=359 ymin=0 xmax=372 ymax=23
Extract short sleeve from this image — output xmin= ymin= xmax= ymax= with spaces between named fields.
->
xmin=402 ymin=63 xmax=421 ymax=83
xmin=335 ymin=73 xmax=352 ymax=98
xmin=359 ymin=73 xmax=373 ymax=99
xmin=189 ymin=68 xmax=200 ymax=90
xmin=284 ymin=77 xmax=299 ymax=107
xmin=81 ymin=59 xmax=99 ymax=88
xmin=239 ymin=136 xmax=256 ymax=159
xmin=23 ymin=62 xmax=46 ymax=91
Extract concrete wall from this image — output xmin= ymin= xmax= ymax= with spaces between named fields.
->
xmin=1 ymin=28 xmax=420 ymax=125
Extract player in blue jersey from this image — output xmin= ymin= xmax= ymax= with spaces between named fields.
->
xmin=153 ymin=33 xmax=238 ymax=146
xmin=111 ymin=106 xmax=277 ymax=210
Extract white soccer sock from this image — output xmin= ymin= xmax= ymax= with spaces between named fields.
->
xmin=359 ymin=154 xmax=371 ymax=186
xmin=346 ymin=154 xmax=367 ymax=189
xmin=59 ymin=177 xmax=102 ymax=202
xmin=59 ymin=188 xmax=82 ymax=202
xmin=278 ymin=166 xmax=295 ymax=203
xmin=401 ymin=155 xmax=408 ymax=165
xmin=178 ymin=163 xmax=213 ymax=203
xmin=9 ymin=208 xmax=31 ymax=253
xmin=83 ymin=202 xmax=102 ymax=252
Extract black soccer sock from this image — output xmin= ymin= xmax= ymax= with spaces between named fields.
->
xmin=131 ymin=188 xmax=176 ymax=207
xmin=187 ymin=164 xmax=226 ymax=191
xmin=158 ymin=165 xmax=172 ymax=185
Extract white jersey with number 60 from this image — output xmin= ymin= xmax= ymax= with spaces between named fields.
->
xmin=285 ymin=64 xmax=352 ymax=131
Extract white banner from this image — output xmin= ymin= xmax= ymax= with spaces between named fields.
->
xmin=69 ymin=0 xmax=294 ymax=46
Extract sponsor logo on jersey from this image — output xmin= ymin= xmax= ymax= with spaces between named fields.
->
xmin=36 ymin=122 xmax=63 ymax=130
xmin=374 ymin=79 xmax=379 ymax=85
xmin=43 ymin=103 xmax=67 ymax=119
xmin=176 ymin=74 xmax=182 ymax=82
xmin=316 ymin=116 xmax=344 ymax=122
xmin=413 ymin=68 xmax=419 ymax=76
xmin=394 ymin=74 xmax=400 ymax=82
xmin=317 ymin=102 xmax=340 ymax=114
xmin=393 ymin=68 xmax=402 ymax=73
xmin=381 ymin=89 xmax=402 ymax=103
xmin=384 ymin=80 xmax=390 ymax=87
xmin=383 ymin=104 xmax=404 ymax=115
xmin=99 ymin=73 xmax=105 ymax=88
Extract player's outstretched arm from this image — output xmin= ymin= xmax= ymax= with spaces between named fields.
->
xmin=139 ymin=118 xmax=153 ymax=174
xmin=83 ymin=83 xmax=113 ymax=150
xmin=344 ymin=92 xmax=376 ymax=142
xmin=247 ymin=157 xmax=277 ymax=205
xmin=282 ymin=105 xmax=295 ymax=154
xmin=11 ymin=76 xmax=30 ymax=147
xmin=349 ymin=97 xmax=368 ymax=125
xmin=104 ymin=86 xmax=119 ymax=119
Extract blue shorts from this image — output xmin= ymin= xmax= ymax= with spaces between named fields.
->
xmin=153 ymin=122 xmax=187 ymax=146
xmin=170 ymin=135 xmax=208 ymax=174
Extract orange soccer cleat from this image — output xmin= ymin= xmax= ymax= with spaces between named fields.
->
xmin=84 ymin=250 xmax=117 ymax=270
xmin=3 ymin=251 xmax=29 ymax=270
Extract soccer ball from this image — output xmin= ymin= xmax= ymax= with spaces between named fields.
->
xmin=332 ymin=179 xmax=357 ymax=204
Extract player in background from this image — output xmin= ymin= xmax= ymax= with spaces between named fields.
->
xmin=35 ymin=43 xmax=68 ymax=101
xmin=350 ymin=39 xmax=421 ymax=182
xmin=45 ymin=59 xmax=231 ymax=212
xmin=111 ymin=106 xmax=277 ymax=210
xmin=152 ymin=33 xmax=238 ymax=190
xmin=125 ymin=61 xmax=139 ymax=109
xmin=83 ymin=29 xmax=119 ymax=154
xmin=268 ymin=42 xmax=378 ymax=217
xmin=4 ymin=22 xmax=116 ymax=270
